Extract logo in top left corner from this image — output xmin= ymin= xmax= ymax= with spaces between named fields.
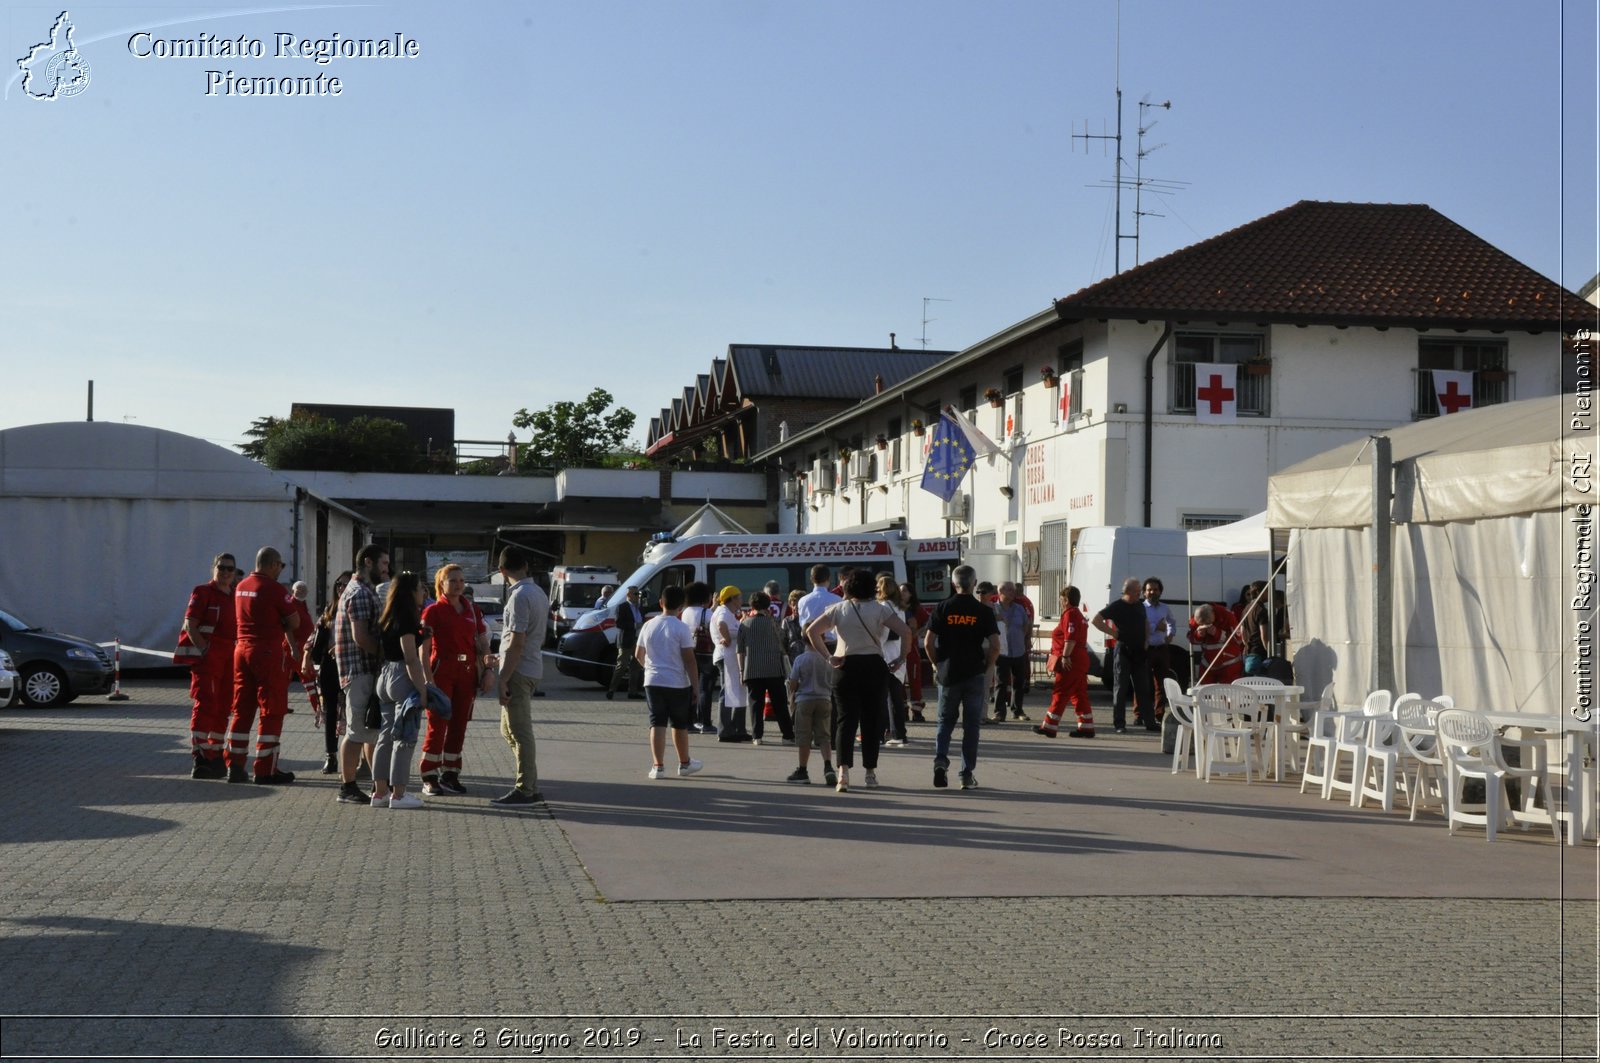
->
xmin=17 ymin=10 xmax=91 ymax=101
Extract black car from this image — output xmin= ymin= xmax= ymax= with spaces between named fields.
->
xmin=0 ymin=608 xmax=116 ymax=707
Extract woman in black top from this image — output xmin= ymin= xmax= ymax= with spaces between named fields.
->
xmin=373 ymin=571 xmax=433 ymax=810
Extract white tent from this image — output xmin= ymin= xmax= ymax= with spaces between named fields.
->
xmin=1265 ymin=395 xmax=1579 ymax=713
xmin=0 ymin=422 xmax=365 ymax=662
xmin=1187 ymin=511 xmax=1270 ymax=557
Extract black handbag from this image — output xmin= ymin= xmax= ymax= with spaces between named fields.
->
xmin=363 ymin=688 xmax=383 ymax=730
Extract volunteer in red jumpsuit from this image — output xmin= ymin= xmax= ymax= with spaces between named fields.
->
xmin=419 ymin=563 xmax=487 ymax=795
xmin=176 ymin=553 xmax=238 ymax=779
xmin=1187 ymin=602 xmax=1245 ymax=685
xmin=1034 ymin=585 xmax=1094 ymax=738
xmin=225 ymin=547 xmax=300 ymax=784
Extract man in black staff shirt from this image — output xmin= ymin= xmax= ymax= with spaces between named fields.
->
xmin=1093 ymin=577 xmax=1153 ymax=733
xmin=924 ymin=564 xmax=1001 ymax=790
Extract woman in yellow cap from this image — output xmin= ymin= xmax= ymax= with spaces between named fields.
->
xmin=712 ymin=586 xmax=751 ymax=742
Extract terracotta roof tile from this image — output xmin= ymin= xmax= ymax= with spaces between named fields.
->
xmin=1054 ymin=200 xmax=1592 ymax=331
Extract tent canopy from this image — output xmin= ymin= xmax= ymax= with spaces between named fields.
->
xmin=1188 ymin=512 xmax=1269 ymax=557
xmin=1266 ymin=394 xmax=1573 ymax=528
xmin=1267 ymin=395 xmax=1579 ymax=714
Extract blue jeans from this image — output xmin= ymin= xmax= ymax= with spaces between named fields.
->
xmin=934 ymin=672 xmax=986 ymax=775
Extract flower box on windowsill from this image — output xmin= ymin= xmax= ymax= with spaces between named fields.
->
xmin=910 ymin=421 xmax=926 ymax=437
xmin=983 ymin=388 xmax=1004 ymax=408
xmin=1478 ymin=369 xmax=1509 ymax=383
xmin=1041 ymin=374 xmax=1059 ymax=389
xmin=1243 ymin=361 xmax=1272 ymax=376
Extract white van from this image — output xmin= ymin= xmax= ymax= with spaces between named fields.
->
xmin=555 ymin=532 xmax=961 ymax=684
xmin=1068 ymin=526 xmax=1269 ymax=678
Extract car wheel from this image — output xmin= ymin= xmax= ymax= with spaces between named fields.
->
xmin=21 ymin=664 xmax=69 ymax=707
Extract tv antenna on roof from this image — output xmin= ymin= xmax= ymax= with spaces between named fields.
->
xmin=921 ymin=297 xmax=951 ymax=349
xmin=1071 ymin=4 xmax=1184 ymax=272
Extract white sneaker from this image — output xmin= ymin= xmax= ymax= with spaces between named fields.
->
xmin=751 ymin=738 xmax=762 ymax=746
xmin=884 ymin=738 xmax=906 ymax=748
xmin=370 ymin=795 xmax=390 ymax=809
xmin=864 ymin=771 xmax=880 ymax=789
xmin=648 ymin=765 xmax=666 ymax=779
xmin=389 ymin=792 xmax=422 ymax=810
xmin=678 ymin=758 xmax=703 ymax=777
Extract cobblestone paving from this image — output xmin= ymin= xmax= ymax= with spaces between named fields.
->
xmin=0 ymin=677 xmax=1594 ymax=1062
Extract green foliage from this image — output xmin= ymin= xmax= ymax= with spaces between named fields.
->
xmin=237 ymin=415 xmax=281 ymax=462
xmin=237 ymin=412 xmax=427 ymax=472
xmin=510 ymin=388 xmax=638 ymax=469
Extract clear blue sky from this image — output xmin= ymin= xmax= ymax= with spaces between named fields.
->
xmin=4 ymin=0 xmax=1594 ymax=452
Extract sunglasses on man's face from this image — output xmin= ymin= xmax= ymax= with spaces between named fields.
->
xmin=216 ymin=565 xmax=236 ymax=573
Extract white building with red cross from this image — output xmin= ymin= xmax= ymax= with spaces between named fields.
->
xmin=752 ymin=201 xmax=1589 ymax=605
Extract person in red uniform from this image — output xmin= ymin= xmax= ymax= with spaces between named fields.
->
xmin=226 ymin=546 xmax=300 ymax=785
xmin=1188 ymin=602 xmax=1245 ymax=685
xmin=418 ymin=563 xmax=488 ymax=796
xmin=175 ymin=553 xmax=238 ymax=779
xmin=1034 ymin=585 xmax=1094 ymax=738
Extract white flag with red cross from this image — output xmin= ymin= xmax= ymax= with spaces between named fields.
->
xmin=1059 ymin=377 xmax=1072 ymax=422
xmin=1432 ymin=369 xmax=1474 ymax=415
xmin=1193 ymin=363 xmax=1238 ymax=423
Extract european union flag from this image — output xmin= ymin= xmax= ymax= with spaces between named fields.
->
xmin=920 ymin=412 xmax=975 ymax=501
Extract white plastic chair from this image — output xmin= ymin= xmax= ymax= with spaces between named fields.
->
xmin=1193 ymin=685 xmax=1254 ymax=783
xmin=1234 ymin=676 xmax=1286 ymax=691
xmin=1395 ymin=698 xmax=1446 ymax=822
xmin=1435 ymin=709 xmax=1555 ymax=842
xmin=1322 ymin=692 xmax=1388 ymax=802
xmin=1354 ymin=714 xmax=1404 ymax=812
xmin=1163 ymin=678 xmax=1196 ymax=776
xmin=1301 ymin=707 xmax=1360 ymax=798
xmin=1282 ymin=683 xmax=1334 ymax=775
xmin=1224 ymin=684 xmax=1278 ymax=778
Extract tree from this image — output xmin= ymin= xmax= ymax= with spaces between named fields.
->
xmin=237 ymin=415 xmax=281 ymax=462
xmin=510 ymin=388 xmax=637 ymax=469
xmin=237 ymin=412 xmax=427 ymax=472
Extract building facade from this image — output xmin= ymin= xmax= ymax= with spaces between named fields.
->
xmin=755 ymin=201 xmax=1588 ymax=612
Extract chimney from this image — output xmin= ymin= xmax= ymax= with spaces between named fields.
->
xmin=889 ymin=332 xmax=898 ymax=350
xmin=874 ymin=373 xmax=884 ymax=395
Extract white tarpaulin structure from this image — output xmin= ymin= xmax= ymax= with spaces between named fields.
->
xmin=0 ymin=422 xmax=365 ymax=663
xmin=1187 ymin=511 xmax=1270 ymax=557
xmin=1266 ymin=395 xmax=1577 ymax=713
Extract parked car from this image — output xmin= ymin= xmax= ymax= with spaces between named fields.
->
xmin=0 ymin=649 xmax=18 ymax=706
xmin=475 ymin=598 xmax=504 ymax=653
xmin=0 ymin=608 xmax=116 ymax=707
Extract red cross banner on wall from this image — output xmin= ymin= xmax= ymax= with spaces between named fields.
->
xmin=1431 ymin=369 xmax=1474 ymax=414
xmin=1193 ymin=363 xmax=1238 ymax=424
xmin=1060 ymin=380 xmax=1071 ymax=422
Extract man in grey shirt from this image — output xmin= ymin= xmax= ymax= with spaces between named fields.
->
xmin=492 ymin=546 xmax=548 ymax=807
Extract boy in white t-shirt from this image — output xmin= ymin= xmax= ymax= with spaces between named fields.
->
xmin=635 ymin=584 xmax=703 ymax=779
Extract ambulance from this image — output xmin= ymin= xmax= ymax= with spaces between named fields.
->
xmin=547 ymin=565 xmax=620 ymax=645
xmin=554 ymin=531 xmax=961 ymax=684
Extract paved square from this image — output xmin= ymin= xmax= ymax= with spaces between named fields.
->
xmin=1 ymin=676 xmax=1594 ymax=1060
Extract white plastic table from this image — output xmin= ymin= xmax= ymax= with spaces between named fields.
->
xmin=1480 ymin=712 xmax=1599 ymax=846
xmin=1190 ymin=684 xmax=1303 ymax=781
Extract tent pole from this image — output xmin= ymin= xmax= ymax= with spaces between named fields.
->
xmin=1370 ymin=435 xmax=1395 ymax=693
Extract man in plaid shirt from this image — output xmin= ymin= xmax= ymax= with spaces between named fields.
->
xmin=333 ymin=544 xmax=388 ymax=804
